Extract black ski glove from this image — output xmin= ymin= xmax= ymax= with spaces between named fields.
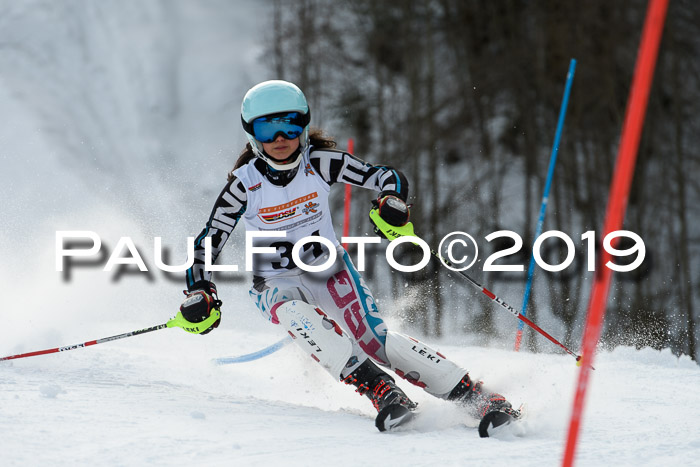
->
xmin=375 ymin=193 xmax=410 ymax=226
xmin=180 ymin=280 xmax=222 ymax=335
xmin=370 ymin=193 xmax=411 ymax=238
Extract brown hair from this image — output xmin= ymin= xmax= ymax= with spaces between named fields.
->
xmin=228 ymin=127 xmax=337 ymax=181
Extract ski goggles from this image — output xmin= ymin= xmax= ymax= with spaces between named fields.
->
xmin=243 ymin=111 xmax=310 ymax=143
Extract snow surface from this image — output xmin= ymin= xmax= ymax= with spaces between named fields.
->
xmin=2 ymin=327 xmax=699 ymax=466
xmin=1 ymin=2 xmax=699 ymax=466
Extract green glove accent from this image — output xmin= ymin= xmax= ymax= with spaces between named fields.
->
xmin=369 ymin=207 xmax=417 ymax=241
xmin=167 ymin=308 xmax=222 ymax=334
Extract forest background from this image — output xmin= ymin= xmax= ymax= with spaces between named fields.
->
xmin=1 ymin=0 xmax=696 ymax=363
xmin=264 ymin=0 xmax=699 ymax=360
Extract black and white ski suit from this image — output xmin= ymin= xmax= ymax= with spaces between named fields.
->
xmin=185 ymin=146 xmax=469 ymax=397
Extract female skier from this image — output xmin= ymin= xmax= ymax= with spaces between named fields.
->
xmin=178 ymin=80 xmax=521 ymax=435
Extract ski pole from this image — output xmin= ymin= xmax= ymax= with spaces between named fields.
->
xmin=434 ymin=250 xmax=585 ymax=364
xmin=0 ymin=309 xmax=221 ymax=362
xmin=0 ymin=322 xmax=170 ymax=361
xmin=212 ymin=336 xmax=293 ymax=365
xmin=369 ymin=209 xmax=588 ymax=366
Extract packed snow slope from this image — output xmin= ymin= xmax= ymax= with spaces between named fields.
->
xmin=1 ymin=321 xmax=699 ymax=467
xmin=1 ymin=2 xmax=699 ymax=466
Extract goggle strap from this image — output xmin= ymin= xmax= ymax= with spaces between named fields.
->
xmin=241 ymin=114 xmax=254 ymax=135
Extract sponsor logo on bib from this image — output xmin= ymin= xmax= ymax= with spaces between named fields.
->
xmin=258 ymin=192 xmax=320 ymax=224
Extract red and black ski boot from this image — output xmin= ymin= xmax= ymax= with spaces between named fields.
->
xmin=448 ymin=373 xmax=522 ymax=437
xmin=343 ymin=359 xmax=417 ymax=432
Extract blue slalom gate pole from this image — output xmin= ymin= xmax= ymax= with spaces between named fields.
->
xmin=515 ymin=58 xmax=577 ymax=351
xmin=213 ymin=336 xmax=293 ymax=365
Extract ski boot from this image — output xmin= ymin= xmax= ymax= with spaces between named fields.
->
xmin=448 ymin=373 xmax=522 ymax=437
xmin=343 ymin=359 xmax=417 ymax=432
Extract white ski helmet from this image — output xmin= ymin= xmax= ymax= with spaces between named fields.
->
xmin=241 ymin=80 xmax=310 ymax=171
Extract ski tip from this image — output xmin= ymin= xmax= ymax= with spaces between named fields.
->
xmin=478 ymin=411 xmax=511 ymax=438
xmin=478 ymin=406 xmax=525 ymax=438
xmin=375 ymin=404 xmax=416 ymax=432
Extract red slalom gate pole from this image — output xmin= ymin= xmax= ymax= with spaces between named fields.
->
xmin=342 ymin=138 xmax=354 ymax=250
xmin=562 ymin=1 xmax=669 ymax=466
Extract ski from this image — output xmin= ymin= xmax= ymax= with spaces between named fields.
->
xmin=375 ymin=403 xmax=527 ymax=436
xmin=478 ymin=404 xmax=527 ymax=438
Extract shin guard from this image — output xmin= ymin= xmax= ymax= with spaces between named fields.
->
xmin=272 ymin=300 xmax=354 ymax=379
xmin=384 ymin=331 xmax=466 ymax=397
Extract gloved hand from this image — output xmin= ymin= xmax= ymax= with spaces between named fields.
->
xmin=370 ymin=193 xmax=411 ymax=239
xmin=177 ymin=281 xmax=222 ymax=335
xmin=373 ymin=193 xmax=410 ymax=227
